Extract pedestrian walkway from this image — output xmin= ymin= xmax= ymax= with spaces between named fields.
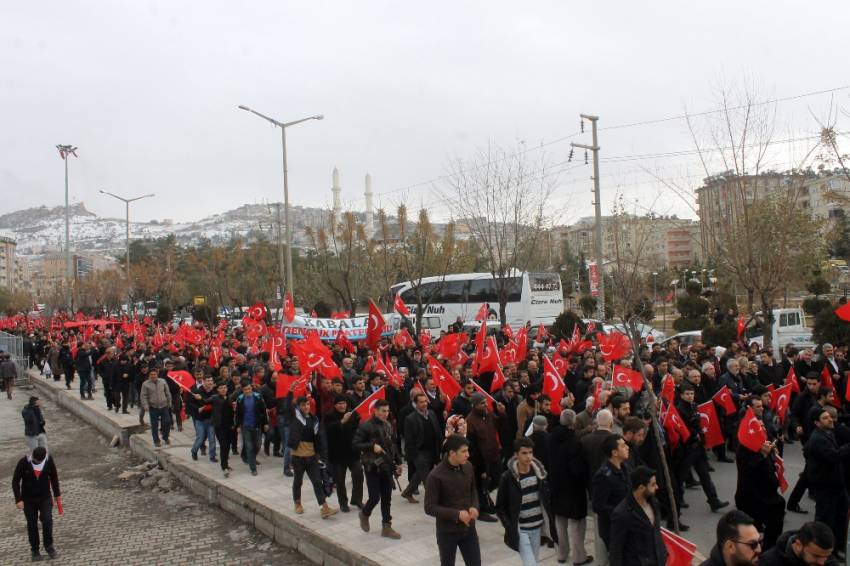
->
xmin=27 ymin=370 xmax=622 ymax=565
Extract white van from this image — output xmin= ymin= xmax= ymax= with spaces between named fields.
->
xmin=748 ymin=308 xmax=815 ymax=356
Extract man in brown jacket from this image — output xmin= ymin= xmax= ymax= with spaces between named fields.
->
xmin=424 ymin=434 xmax=481 ymax=566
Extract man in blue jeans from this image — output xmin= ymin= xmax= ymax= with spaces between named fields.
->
xmin=235 ymin=382 xmax=268 ymax=476
xmin=140 ymin=367 xmax=173 ymax=447
xmin=191 ymin=375 xmax=217 ymax=463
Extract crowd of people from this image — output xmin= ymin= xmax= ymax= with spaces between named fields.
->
xmin=8 ymin=310 xmax=850 ymax=565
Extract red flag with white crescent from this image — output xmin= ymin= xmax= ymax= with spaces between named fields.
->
xmin=542 ymin=355 xmax=565 ymax=408
xmin=490 ymin=365 xmax=506 ymax=394
xmin=393 ymin=294 xmax=410 ymax=317
xmin=429 ymin=358 xmax=462 ymax=402
xmin=248 ymin=302 xmax=267 ymax=322
xmin=697 ymin=401 xmax=725 ymax=449
xmin=737 ymin=407 xmax=768 ymax=452
xmin=774 ymin=454 xmax=789 ymax=493
xmin=786 ymin=367 xmax=800 ymax=394
xmin=474 ymin=303 xmax=488 ymax=322
xmin=712 ymin=385 xmax=737 ymax=416
xmin=283 ymin=293 xmax=296 ymax=323
xmin=366 ymin=299 xmax=385 ymax=352
xmin=772 ymin=382 xmax=793 ymax=424
xmin=354 ymin=386 xmax=386 ymax=421
xmin=611 ymin=365 xmax=644 ymax=392
xmin=661 ymin=528 xmax=696 ymax=566
xmin=166 ymin=370 xmax=195 ymax=393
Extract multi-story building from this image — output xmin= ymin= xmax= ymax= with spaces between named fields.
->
xmin=695 ymin=171 xmax=848 ymax=257
xmin=0 ymin=234 xmax=17 ymax=291
xmin=555 ymin=215 xmax=701 ymax=271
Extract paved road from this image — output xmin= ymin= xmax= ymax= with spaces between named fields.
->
xmin=0 ymin=388 xmax=311 ymax=566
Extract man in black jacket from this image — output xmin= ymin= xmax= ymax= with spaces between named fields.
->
xmin=609 ymin=465 xmax=666 ymax=566
xmin=804 ymin=405 xmax=850 ymax=551
xmin=757 ymin=521 xmax=839 ymax=566
xmin=211 ymin=381 xmax=235 ymax=477
xmin=591 ymin=434 xmax=631 ymax=553
xmin=353 ymin=399 xmax=403 ymax=539
xmin=675 ymin=383 xmax=728 ymax=512
xmin=22 ymin=397 xmax=48 ymax=451
xmin=12 ymin=447 xmax=61 ymax=561
xmin=401 ymin=391 xmax=442 ymax=504
xmin=548 ymin=409 xmax=592 ymax=566
xmin=235 ymin=382 xmax=268 ymax=476
xmin=735 ymin=422 xmax=785 ymax=550
xmin=74 ymin=342 xmax=93 ymax=400
xmin=325 ymin=394 xmax=363 ymax=512
xmin=699 ymin=510 xmax=761 ymax=566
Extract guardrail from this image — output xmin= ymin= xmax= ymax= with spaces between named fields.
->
xmin=0 ymin=330 xmax=27 ymax=384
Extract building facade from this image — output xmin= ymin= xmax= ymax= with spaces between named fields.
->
xmin=0 ymin=234 xmax=17 ymax=290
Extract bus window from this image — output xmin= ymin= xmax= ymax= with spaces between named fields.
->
xmin=439 ymin=280 xmax=469 ymax=303
xmin=468 ymin=279 xmax=497 ymax=303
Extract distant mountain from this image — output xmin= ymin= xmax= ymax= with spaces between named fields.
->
xmin=2 ymin=202 xmax=341 ymax=257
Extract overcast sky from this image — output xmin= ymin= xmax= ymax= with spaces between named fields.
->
xmin=2 ymin=1 xmax=848 ymax=225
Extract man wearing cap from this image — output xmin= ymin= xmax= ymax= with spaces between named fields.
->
xmin=22 ymin=396 xmax=48 ymax=451
xmin=13 ymin=446 xmax=61 ymax=561
xmin=401 ymin=391 xmax=443 ymax=504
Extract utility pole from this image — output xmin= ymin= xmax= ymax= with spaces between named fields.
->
xmin=274 ymin=203 xmax=285 ymax=323
xmin=57 ymin=144 xmax=77 ymax=311
xmin=571 ymin=115 xmax=605 ymax=320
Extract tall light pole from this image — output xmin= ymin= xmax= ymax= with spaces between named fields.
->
xmin=238 ymin=105 xmax=323 ymax=299
xmin=57 ymin=144 xmax=77 ymax=310
xmin=99 ymin=190 xmax=155 ymax=316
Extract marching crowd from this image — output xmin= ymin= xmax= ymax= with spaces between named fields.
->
xmin=8 ymin=310 xmax=850 ymax=566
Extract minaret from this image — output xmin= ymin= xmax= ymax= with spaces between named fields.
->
xmin=365 ymin=173 xmax=374 ymax=237
xmin=332 ymin=167 xmax=342 ymax=217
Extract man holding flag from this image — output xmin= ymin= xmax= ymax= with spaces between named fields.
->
xmin=608 ymin=466 xmax=666 ymax=566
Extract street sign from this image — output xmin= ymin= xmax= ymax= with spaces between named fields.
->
xmin=193 ymin=296 xmax=206 ymax=306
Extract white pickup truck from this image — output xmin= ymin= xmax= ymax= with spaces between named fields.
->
xmin=748 ymin=307 xmax=816 ymax=356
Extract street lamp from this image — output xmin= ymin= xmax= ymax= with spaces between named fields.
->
xmin=99 ymin=190 xmax=155 ymax=316
xmin=57 ymin=144 xmax=77 ymax=311
xmin=238 ymin=105 xmax=323 ymax=298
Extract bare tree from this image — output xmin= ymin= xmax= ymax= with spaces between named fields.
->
xmin=442 ymin=143 xmax=557 ymax=324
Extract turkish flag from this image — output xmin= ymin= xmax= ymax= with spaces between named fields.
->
xmin=663 ymin=404 xmax=691 ymax=447
xmin=436 ymin=332 xmax=466 ymax=361
xmin=292 ymin=334 xmax=342 ymax=380
xmin=353 ymin=386 xmax=386 ymax=421
xmin=553 ymin=355 xmax=568 ymax=378
xmin=536 ymin=323 xmax=548 ymax=341
xmin=474 ymin=303 xmax=489 ymax=322
xmin=393 ymin=328 xmax=416 ymax=349
xmin=419 ymin=329 xmax=432 ymax=348
xmin=366 ymin=299 xmax=385 ymax=351
xmin=429 ymin=358 xmax=462 ymax=402
xmin=771 ymin=382 xmax=793 ymax=424
xmin=476 ymin=336 xmax=501 ymax=375
xmin=660 ymin=375 xmax=676 ymax=404
xmin=335 ymin=328 xmax=355 ymax=354
xmin=835 ymin=301 xmax=850 ymax=322
xmin=597 ymin=331 xmax=630 ymax=362
xmin=376 ymin=356 xmax=403 ymax=388
xmin=515 ymin=327 xmax=529 ymax=362
xmin=542 ymin=356 xmax=565 ymax=408
xmin=451 ymin=349 xmax=470 ymax=368
xmin=330 ymin=310 xmax=351 ymax=319
xmin=736 ymin=315 xmax=746 ymax=340
xmin=394 ymin=294 xmax=410 ymax=317
xmin=612 ymin=365 xmax=644 ymax=392
xmin=474 ymin=321 xmax=487 ymax=355
xmin=502 ymin=324 xmax=514 ymax=340
xmin=712 ymin=385 xmax=737 ymax=416
xmin=591 ymin=381 xmax=602 ymax=412
xmin=490 ymin=365 xmax=506 ymax=394
xmin=267 ymin=327 xmax=288 ymax=356
xmin=209 ymin=346 xmax=222 ymax=369
xmin=821 ymin=365 xmax=835 ymax=390
xmin=786 ymin=367 xmax=800 ymax=394
xmin=248 ymin=302 xmax=267 ymax=321
xmin=774 ymin=454 xmax=789 ymax=493
xmin=283 ymin=293 xmax=296 ymax=323
xmin=661 ymin=528 xmax=697 ymax=566
xmin=697 ymin=401 xmax=725 ymax=449
xmin=275 ymin=374 xmax=308 ymax=398
xmin=166 ymin=370 xmax=195 ymax=393
xmin=737 ymin=407 xmax=768 ymax=452
xmin=499 ymin=340 xmax=519 ymax=366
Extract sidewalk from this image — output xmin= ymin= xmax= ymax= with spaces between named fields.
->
xmin=29 ymin=369 xmax=593 ymax=566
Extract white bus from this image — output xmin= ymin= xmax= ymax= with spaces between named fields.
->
xmin=390 ymin=271 xmax=564 ymax=331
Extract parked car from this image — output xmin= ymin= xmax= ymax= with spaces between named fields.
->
xmin=659 ymin=330 xmax=727 ymax=358
xmin=604 ymin=322 xmax=666 ymax=343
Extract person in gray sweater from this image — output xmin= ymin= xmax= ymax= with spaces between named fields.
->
xmin=140 ymin=367 xmax=172 ymax=447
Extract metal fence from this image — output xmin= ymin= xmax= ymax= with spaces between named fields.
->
xmin=0 ymin=330 xmax=27 ymax=384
